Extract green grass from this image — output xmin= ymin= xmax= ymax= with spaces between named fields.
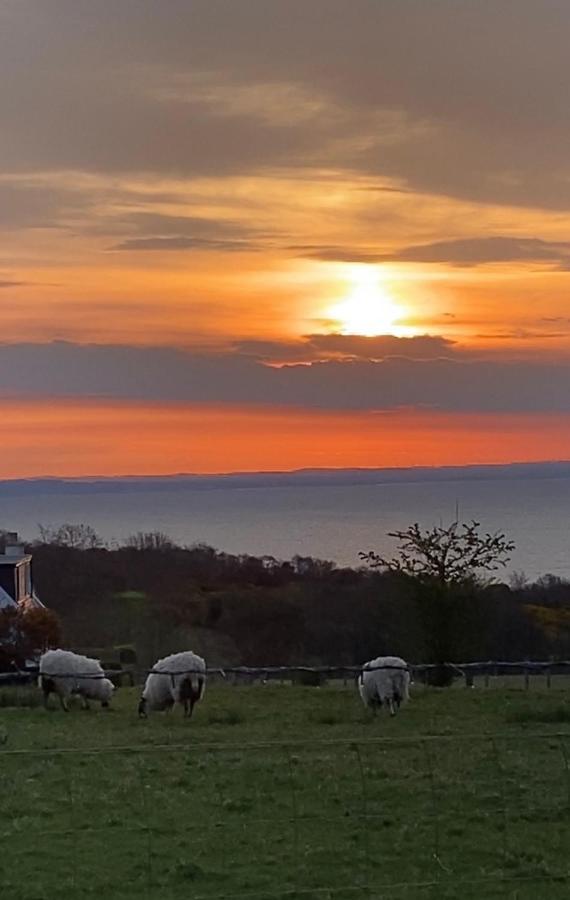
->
xmin=0 ymin=686 xmax=43 ymax=709
xmin=2 ymin=683 xmax=570 ymax=899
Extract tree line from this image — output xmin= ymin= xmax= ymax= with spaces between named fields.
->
xmin=0 ymin=520 xmax=567 ymax=678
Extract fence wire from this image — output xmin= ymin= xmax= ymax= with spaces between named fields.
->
xmin=2 ymin=732 xmax=570 ymax=899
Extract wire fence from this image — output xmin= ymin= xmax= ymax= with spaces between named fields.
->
xmin=2 ymin=733 xmax=570 ymax=899
xmin=7 ymin=658 xmax=570 ymax=688
xmin=217 ymin=660 xmax=570 ymax=690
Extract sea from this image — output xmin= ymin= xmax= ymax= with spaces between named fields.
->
xmin=1 ymin=471 xmax=570 ymax=581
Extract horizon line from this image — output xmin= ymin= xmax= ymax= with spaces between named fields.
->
xmin=1 ymin=458 xmax=570 ymax=485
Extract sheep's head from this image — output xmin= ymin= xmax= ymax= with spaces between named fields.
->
xmin=100 ymin=678 xmax=115 ymax=706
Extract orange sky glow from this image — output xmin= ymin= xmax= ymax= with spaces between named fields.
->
xmin=1 ymin=400 xmax=569 ymax=479
xmin=2 ymin=3 xmax=570 ymax=477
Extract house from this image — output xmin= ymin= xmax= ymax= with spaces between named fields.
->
xmin=0 ymin=532 xmax=44 ymax=611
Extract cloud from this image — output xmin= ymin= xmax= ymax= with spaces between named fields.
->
xmin=0 ymin=181 xmax=87 ymax=230
xmin=234 ymin=334 xmax=457 ymax=362
xmin=389 ymin=237 xmax=570 ymax=267
xmin=307 ymin=333 xmax=456 ymax=358
xmin=301 ymin=237 xmax=570 ymax=268
xmin=289 ymin=245 xmax=387 ymax=264
xmin=110 ymin=236 xmax=259 ymax=252
xmin=121 ymin=212 xmax=260 ymax=239
xmin=3 ymin=2 xmax=570 ymax=208
xmin=2 ymin=340 xmax=570 ymax=414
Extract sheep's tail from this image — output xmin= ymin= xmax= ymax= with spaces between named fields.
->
xmin=189 ymin=672 xmax=206 ymax=699
xmin=394 ymin=668 xmax=411 ymax=703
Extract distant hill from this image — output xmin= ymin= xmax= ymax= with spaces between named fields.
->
xmin=1 ymin=460 xmax=570 ymax=495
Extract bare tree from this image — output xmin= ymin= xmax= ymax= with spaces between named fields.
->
xmin=360 ymin=521 xmax=515 ymax=685
xmin=124 ymin=531 xmax=175 ymax=551
xmin=360 ymin=520 xmax=514 ymax=585
xmin=37 ymin=523 xmax=102 ymax=550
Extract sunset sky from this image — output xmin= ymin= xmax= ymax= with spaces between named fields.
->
xmin=2 ymin=0 xmax=570 ymax=476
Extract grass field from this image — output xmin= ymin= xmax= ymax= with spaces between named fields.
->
xmin=1 ymin=682 xmax=570 ymax=900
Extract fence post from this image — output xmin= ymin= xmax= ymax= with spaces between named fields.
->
xmin=524 ymin=666 xmax=530 ymax=691
xmin=484 ymin=668 xmax=490 ymax=689
xmin=546 ymin=667 xmax=552 ymax=689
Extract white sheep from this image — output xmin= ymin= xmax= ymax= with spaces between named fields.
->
xmin=138 ymin=651 xmax=206 ymax=718
xmin=358 ymin=656 xmax=410 ymax=717
xmin=39 ymin=649 xmax=114 ymax=711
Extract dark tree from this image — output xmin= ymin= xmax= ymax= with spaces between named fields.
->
xmin=360 ymin=520 xmax=514 ymax=584
xmin=360 ymin=521 xmax=515 ymax=684
xmin=37 ymin=522 xmax=103 ymax=550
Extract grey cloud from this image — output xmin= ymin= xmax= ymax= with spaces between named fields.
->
xmin=231 ymin=340 xmax=319 ymax=362
xmin=3 ymin=2 xmax=570 ymax=207
xmin=110 ymin=236 xmax=259 ymax=252
xmin=2 ymin=340 xmax=570 ymax=413
xmin=0 ymin=182 xmax=87 ymax=230
xmin=290 ymin=245 xmax=386 ymax=265
xmin=232 ymin=334 xmax=457 ymax=363
xmin=123 ymin=213 xmax=259 ymax=239
xmin=306 ymin=334 xmax=456 ymax=359
xmin=392 ymin=237 xmax=570 ymax=267
xmin=234 ymin=334 xmax=457 ymax=362
xmin=98 ymin=210 xmax=269 ymax=249
xmin=302 ymin=237 xmax=570 ymax=268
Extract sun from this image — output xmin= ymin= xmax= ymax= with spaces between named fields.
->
xmin=327 ymin=266 xmax=407 ymax=336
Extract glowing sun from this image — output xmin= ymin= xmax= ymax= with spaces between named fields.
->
xmin=327 ymin=266 xmax=407 ymax=336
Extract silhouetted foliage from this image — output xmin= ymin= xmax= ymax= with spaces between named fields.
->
xmin=0 ymin=607 xmax=61 ymax=669
xmin=37 ymin=522 xmax=102 ymax=550
xmin=21 ymin=523 xmax=562 ymax=671
xmin=125 ymin=531 xmax=175 ymax=551
xmin=360 ymin=520 xmax=514 ymax=584
xmin=360 ymin=521 xmax=516 ymax=684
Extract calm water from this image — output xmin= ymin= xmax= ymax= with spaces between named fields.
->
xmin=1 ymin=476 xmax=569 ymax=580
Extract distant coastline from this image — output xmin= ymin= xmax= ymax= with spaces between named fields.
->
xmin=1 ymin=460 xmax=570 ymax=495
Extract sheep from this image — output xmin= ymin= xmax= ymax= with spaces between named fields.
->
xmin=39 ymin=649 xmax=114 ymax=712
xmin=138 ymin=651 xmax=206 ymax=718
xmin=358 ymin=656 xmax=410 ymax=717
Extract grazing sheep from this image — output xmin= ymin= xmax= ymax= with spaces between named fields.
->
xmin=39 ymin=649 xmax=114 ymax=712
xmin=358 ymin=656 xmax=410 ymax=717
xmin=138 ymin=651 xmax=206 ymax=718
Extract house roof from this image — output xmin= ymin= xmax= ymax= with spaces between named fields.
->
xmin=0 ymin=587 xmax=17 ymax=610
xmin=0 ymin=555 xmax=32 ymax=567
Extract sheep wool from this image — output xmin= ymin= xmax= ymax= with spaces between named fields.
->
xmin=358 ymin=656 xmax=410 ymax=717
xmin=39 ymin=649 xmax=114 ymax=711
xmin=139 ymin=651 xmax=206 ymax=718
